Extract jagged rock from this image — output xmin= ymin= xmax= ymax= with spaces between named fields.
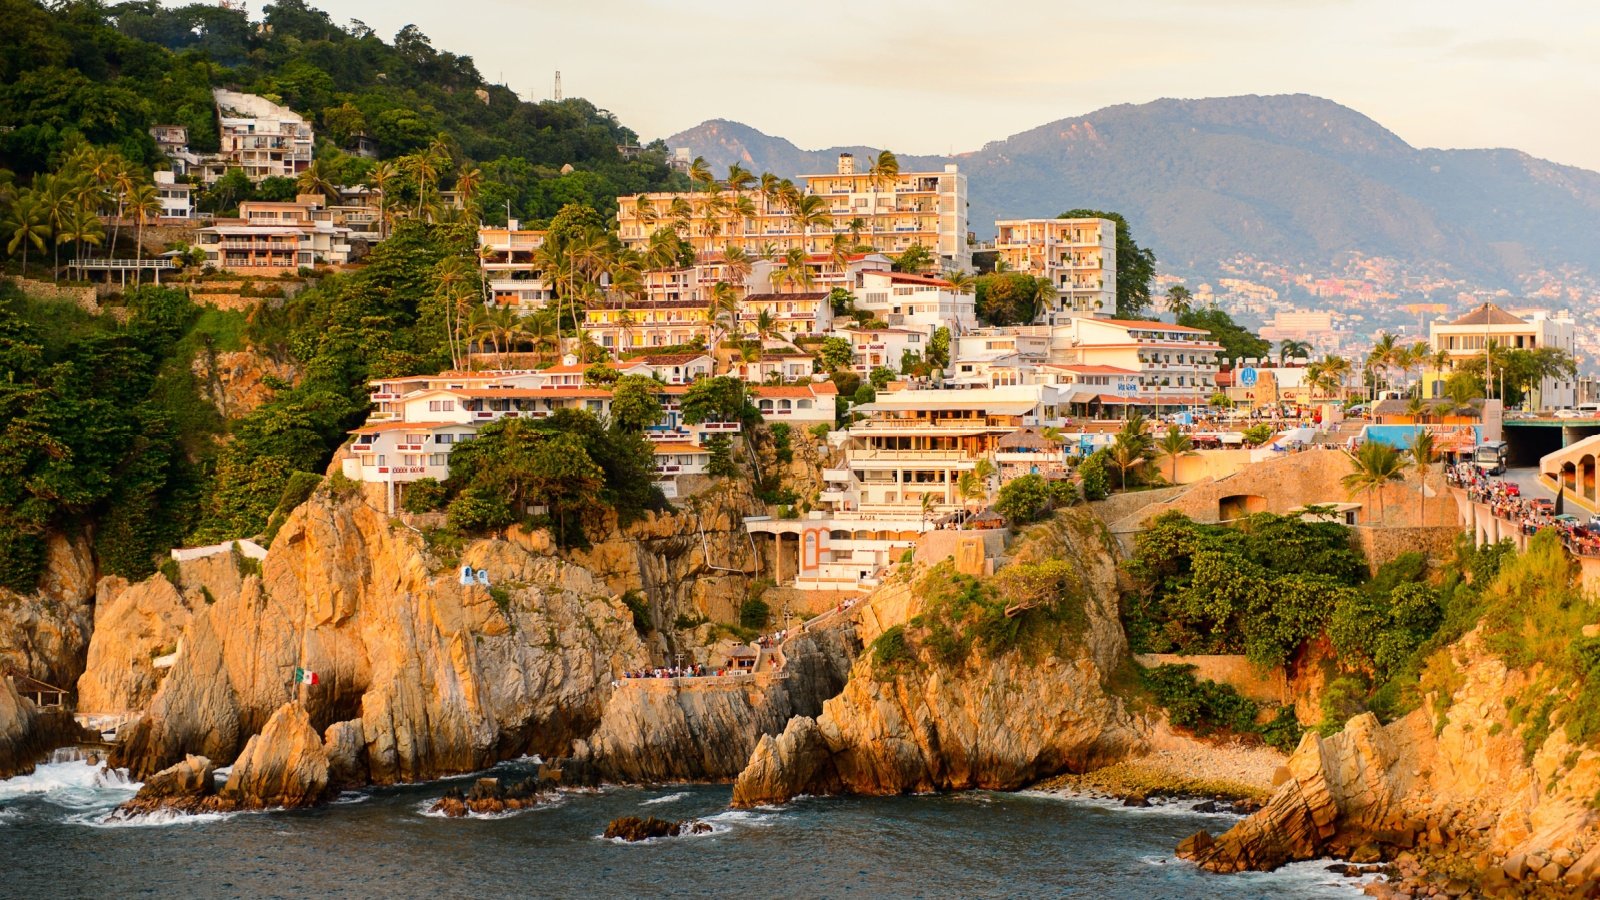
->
xmin=0 ymin=532 xmax=96 ymax=688
xmin=0 ymin=678 xmax=87 ymax=779
xmin=115 ymin=754 xmax=216 ymax=817
xmin=77 ymin=574 xmax=198 ymax=714
xmin=429 ymin=776 xmax=548 ymax=817
xmin=96 ymin=490 xmax=650 ymax=783
xmin=323 ymin=719 xmax=367 ymax=791
xmin=732 ymin=511 xmax=1143 ymax=807
xmin=218 ymin=702 xmax=331 ymax=809
xmin=573 ymin=624 xmax=859 ymax=783
xmin=602 ymin=815 xmax=710 ymax=841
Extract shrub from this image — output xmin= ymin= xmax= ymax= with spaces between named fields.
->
xmin=739 ymin=598 xmax=771 ymax=630
xmin=400 ymin=477 xmax=448 ymax=515
xmin=871 ymin=625 xmax=912 ymax=675
xmin=620 ymin=590 xmax=651 ymax=634
xmin=1139 ymin=664 xmax=1260 ymax=735
xmin=262 ymin=471 xmax=324 ymax=546
xmin=768 ymin=422 xmax=793 ymax=464
xmin=808 ymin=423 xmax=831 ymax=441
xmin=1078 ymin=450 xmax=1110 ymax=501
xmin=1048 ymin=479 xmax=1079 ymax=507
xmin=995 ymin=474 xmax=1051 ymax=525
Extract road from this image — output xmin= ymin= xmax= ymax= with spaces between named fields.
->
xmin=1501 ymin=466 xmax=1556 ymax=501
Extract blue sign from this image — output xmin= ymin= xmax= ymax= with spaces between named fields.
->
xmin=1238 ymin=367 xmax=1259 ymax=387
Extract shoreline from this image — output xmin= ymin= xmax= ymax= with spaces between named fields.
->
xmin=1036 ymin=739 xmax=1284 ymax=807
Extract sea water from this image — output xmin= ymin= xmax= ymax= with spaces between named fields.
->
xmin=0 ymin=757 xmax=1372 ymax=898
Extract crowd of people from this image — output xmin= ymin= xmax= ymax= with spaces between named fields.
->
xmin=620 ymin=664 xmax=738 ymax=680
xmin=1449 ymin=462 xmax=1600 ymax=558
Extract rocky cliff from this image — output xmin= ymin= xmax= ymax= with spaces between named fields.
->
xmin=0 ymin=533 xmax=96 ymax=688
xmin=1181 ymin=629 xmax=1600 ymax=895
xmin=731 ymin=511 xmax=1145 ymax=807
xmin=572 ymin=622 xmax=859 ymax=783
xmin=91 ymin=484 xmax=650 ymax=786
xmin=0 ymin=678 xmax=84 ymax=779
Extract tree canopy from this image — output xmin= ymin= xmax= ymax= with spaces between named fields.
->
xmin=1057 ymin=209 xmax=1156 ymax=318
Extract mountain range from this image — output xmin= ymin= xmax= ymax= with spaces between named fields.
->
xmin=667 ymin=95 xmax=1600 ymax=287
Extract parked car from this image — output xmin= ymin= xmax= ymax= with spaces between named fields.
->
xmin=1554 ymin=408 xmax=1584 ymax=419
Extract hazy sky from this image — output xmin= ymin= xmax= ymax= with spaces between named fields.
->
xmin=320 ymin=0 xmax=1600 ymax=170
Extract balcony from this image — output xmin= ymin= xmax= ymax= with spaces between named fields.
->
xmin=822 ymin=468 xmax=852 ymax=482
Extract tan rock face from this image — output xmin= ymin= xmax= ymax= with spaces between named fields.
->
xmin=1183 ymin=631 xmax=1600 ymax=890
xmin=0 ymin=532 xmax=96 ymax=687
xmin=219 ymin=702 xmax=332 ymax=809
xmin=98 ymin=488 xmax=650 ymax=783
xmin=77 ymin=575 xmax=197 ymax=715
xmin=192 ymin=350 xmax=299 ymax=418
xmin=0 ymin=678 xmax=84 ymax=779
xmin=574 ymin=625 xmax=859 ymax=783
xmin=731 ymin=511 xmax=1145 ymax=807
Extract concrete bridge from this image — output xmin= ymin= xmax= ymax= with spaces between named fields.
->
xmin=1451 ymin=484 xmax=1600 ymax=591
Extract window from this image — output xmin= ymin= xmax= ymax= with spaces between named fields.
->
xmin=434 ymin=434 xmax=455 ymax=444
xmin=429 ymin=453 xmax=448 ymax=466
xmin=428 ymin=399 xmax=455 ymax=412
xmin=404 ymin=433 xmax=427 ymax=444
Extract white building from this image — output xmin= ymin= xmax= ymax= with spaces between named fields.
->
xmin=853 ymin=270 xmax=976 ymax=332
xmin=1424 ymin=303 xmax=1579 ymax=409
xmin=993 ymin=217 xmax=1118 ymax=319
xmin=477 ymin=222 xmax=551 ymax=312
xmin=152 ymin=170 xmax=194 ymax=219
xmin=192 ymin=90 xmax=315 ymax=184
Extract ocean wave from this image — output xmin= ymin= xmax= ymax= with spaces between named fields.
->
xmin=1142 ymin=853 xmax=1377 ymax=896
xmin=0 ymin=759 xmax=139 ymax=809
xmin=74 ymin=807 xmax=239 ymax=829
xmin=0 ymin=807 xmax=19 ymax=824
xmin=1017 ymin=788 xmax=1245 ymax=820
xmin=701 ymin=808 xmax=777 ymax=828
xmin=331 ymin=791 xmax=371 ymax=805
xmin=639 ymin=791 xmax=689 ymax=806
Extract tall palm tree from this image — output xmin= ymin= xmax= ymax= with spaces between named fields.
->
xmin=4 ymin=192 xmax=50 ymax=277
xmin=1407 ymin=429 xmax=1435 ymax=526
xmin=453 ymin=167 xmax=482 ymax=215
xmin=1342 ymin=440 xmax=1406 ymax=522
xmin=1155 ymin=425 xmax=1195 ymax=485
xmin=106 ymin=160 xmax=135 ymax=255
xmin=753 ymin=308 xmax=778 ymax=347
xmin=633 ymin=194 xmax=658 ymax=228
xmin=1368 ymin=333 xmax=1399 ymax=399
xmin=433 ymin=256 xmax=476 ymax=369
xmin=1109 ymin=439 xmax=1142 ymax=492
xmin=707 ymin=280 xmax=739 ymax=348
xmin=409 ymin=152 xmax=439 ymax=218
xmin=720 ymin=244 xmax=752 ymax=286
xmin=866 ymin=150 xmax=899 ymax=246
xmin=36 ymin=174 xmax=75 ymax=282
xmin=368 ymin=161 xmax=396 ymax=238
xmin=725 ymin=164 xmax=755 ymax=194
xmin=59 ymin=203 xmax=103 ymax=267
xmin=778 ymin=248 xmax=814 ymax=294
xmin=846 ymin=217 xmax=866 ymax=246
xmin=791 ymin=194 xmax=830 ymax=254
xmin=1164 ymin=285 xmax=1194 ymax=318
xmin=1428 ymin=348 xmax=1452 ymax=401
xmin=688 ymin=156 xmax=715 ymax=193
xmin=943 ymin=269 xmax=976 ymax=294
xmin=127 ymin=182 xmax=161 ymax=285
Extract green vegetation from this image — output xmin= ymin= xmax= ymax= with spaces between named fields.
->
xmin=0 ymin=283 xmax=220 ymax=589
xmin=868 ymin=560 xmax=1085 ymax=679
xmin=1176 ymin=307 xmax=1269 ymax=364
xmin=1123 ymin=511 xmax=1364 ymax=667
xmin=1078 ymin=449 xmax=1111 ymax=501
xmin=974 ymin=271 xmax=1048 ymax=326
xmin=1 ymin=0 xmax=683 ymax=223
xmin=738 ymin=598 xmax=771 ymax=630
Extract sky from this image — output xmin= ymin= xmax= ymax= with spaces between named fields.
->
xmin=318 ymin=0 xmax=1600 ymax=171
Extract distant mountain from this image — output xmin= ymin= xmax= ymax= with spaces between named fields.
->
xmin=667 ymin=97 xmax=1600 ymax=285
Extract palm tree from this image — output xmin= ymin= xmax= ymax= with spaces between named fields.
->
xmin=846 ymin=217 xmax=866 ymax=245
xmin=1109 ymin=440 xmax=1142 ymax=492
xmin=688 ymin=156 xmax=715 ymax=193
xmin=4 ymin=191 xmax=50 ymax=277
xmin=790 ymin=194 xmax=830 ymax=254
xmin=1155 ymin=425 xmax=1195 ymax=485
xmin=1405 ymin=395 xmax=1428 ymax=424
xmin=409 ymin=152 xmax=440 ymax=218
xmin=296 ymin=158 xmax=339 ymax=202
xmin=720 ymin=244 xmax=752 ymax=286
xmin=943 ymin=269 xmax=976 ymax=295
xmin=725 ymin=164 xmax=755 ymax=194
xmin=58 ymin=203 xmax=103 ymax=268
xmin=1277 ymin=339 xmax=1311 ymax=365
xmin=1407 ymin=429 xmax=1435 ymax=526
xmin=36 ymin=174 xmax=75 ymax=282
xmin=777 ymin=248 xmax=814 ymax=294
xmin=1164 ymin=285 xmax=1194 ymax=318
xmin=753 ymin=308 xmax=778 ymax=346
xmin=707 ymin=280 xmax=739 ymax=348
xmin=368 ymin=161 xmax=396 ymax=238
xmin=433 ymin=256 xmax=477 ymax=369
xmin=127 ymin=182 xmax=161 ymax=285
xmin=1428 ymin=348 xmax=1452 ymax=400
xmin=107 ymin=162 xmax=135 ymax=255
xmin=1368 ymin=333 xmax=1399 ymax=399
xmin=1342 ymin=440 xmax=1406 ymax=523
xmin=453 ymin=167 xmax=482 ymax=215
xmin=866 ymin=150 xmax=899 ymax=245
xmin=633 ymin=195 xmax=658 ymax=228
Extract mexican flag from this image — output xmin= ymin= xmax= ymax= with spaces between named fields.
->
xmin=294 ymin=667 xmax=319 ymax=686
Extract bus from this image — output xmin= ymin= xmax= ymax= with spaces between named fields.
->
xmin=1473 ymin=440 xmax=1508 ymax=476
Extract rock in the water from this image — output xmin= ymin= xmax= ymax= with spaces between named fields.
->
xmin=429 ymin=776 xmax=549 ymax=818
xmin=602 ymin=815 xmax=710 ymax=841
xmin=115 ymin=754 xmax=217 ymax=817
xmin=218 ymin=701 xmax=332 ymax=809
xmin=0 ymin=678 xmax=86 ymax=779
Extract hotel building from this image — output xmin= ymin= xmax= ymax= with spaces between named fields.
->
xmin=1423 ymin=303 xmax=1578 ymax=409
xmin=992 ymin=217 xmax=1118 ymax=318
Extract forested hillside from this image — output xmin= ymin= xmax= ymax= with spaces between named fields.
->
xmin=1 ymin=0 xmax=685 ymax=221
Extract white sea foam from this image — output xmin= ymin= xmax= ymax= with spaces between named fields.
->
xmin=640 ymin=791 xmax=689 ymax=806
xmin=1017 ymin=787 xmax=1245 ymax=820
xmin=331 ymin=791 xmax=371 ymax=805
xmin=78 ymin=807 xmax=238 ymax=829
xmin=0 ymin=759 xmax=139 ymax=811
xmin=701 ymin=808 xmax=777 ymax=828
xmin=1143 ymin=853 xmax=1377 ymax=896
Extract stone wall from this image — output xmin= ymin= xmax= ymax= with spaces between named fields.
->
xmin=913 ymin=528 xmax=1008 ymax=574
xmin=5 ymin=276 xmax=100 ymax=313
xmin=1134 ymin=653 xmax=1289 ymax=705
xmin=1351 ymin=525 xmax=1460 ymax=573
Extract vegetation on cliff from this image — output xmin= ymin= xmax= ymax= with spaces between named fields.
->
xmin=1 ymin=0 xmax=683 ymax=221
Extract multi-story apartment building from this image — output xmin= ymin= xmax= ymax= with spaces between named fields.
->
xmin=745 ymin=384 xmax=1065 ymax=590
xmin=739 ymin=291 xmax=834 ymax=338
xmin=993 ymin=217 xmax=1118 ymax=319
xmin=1423 ymin=303 xmax=1579 ymax=408
xmin=835 ymin=326 xmax=929 ymax=373
xmin=853 ymin=270 xmax=976 ymax=332
xmin=349 ymin=365 xmax=748 ymax=510
xmin=1050 ymin=317 xmax=1222 ymax=405
xmin=152 ymin=170 xmax=194 ymax=219
xmin=477 ymin=222 xmax=551 ymax=312
xmin=584 ymin=300 xmax=714 ymax=352
xmin=616 ymin=156 xmax=969 ymax=271
xmin=188 ymin=90 xmax=314 ymax=184
xmin=196 ymin=197 xmax=355 ymax=273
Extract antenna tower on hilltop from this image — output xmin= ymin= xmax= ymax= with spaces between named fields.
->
xmin=553 ymin=70 xmax=563 ymax=101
